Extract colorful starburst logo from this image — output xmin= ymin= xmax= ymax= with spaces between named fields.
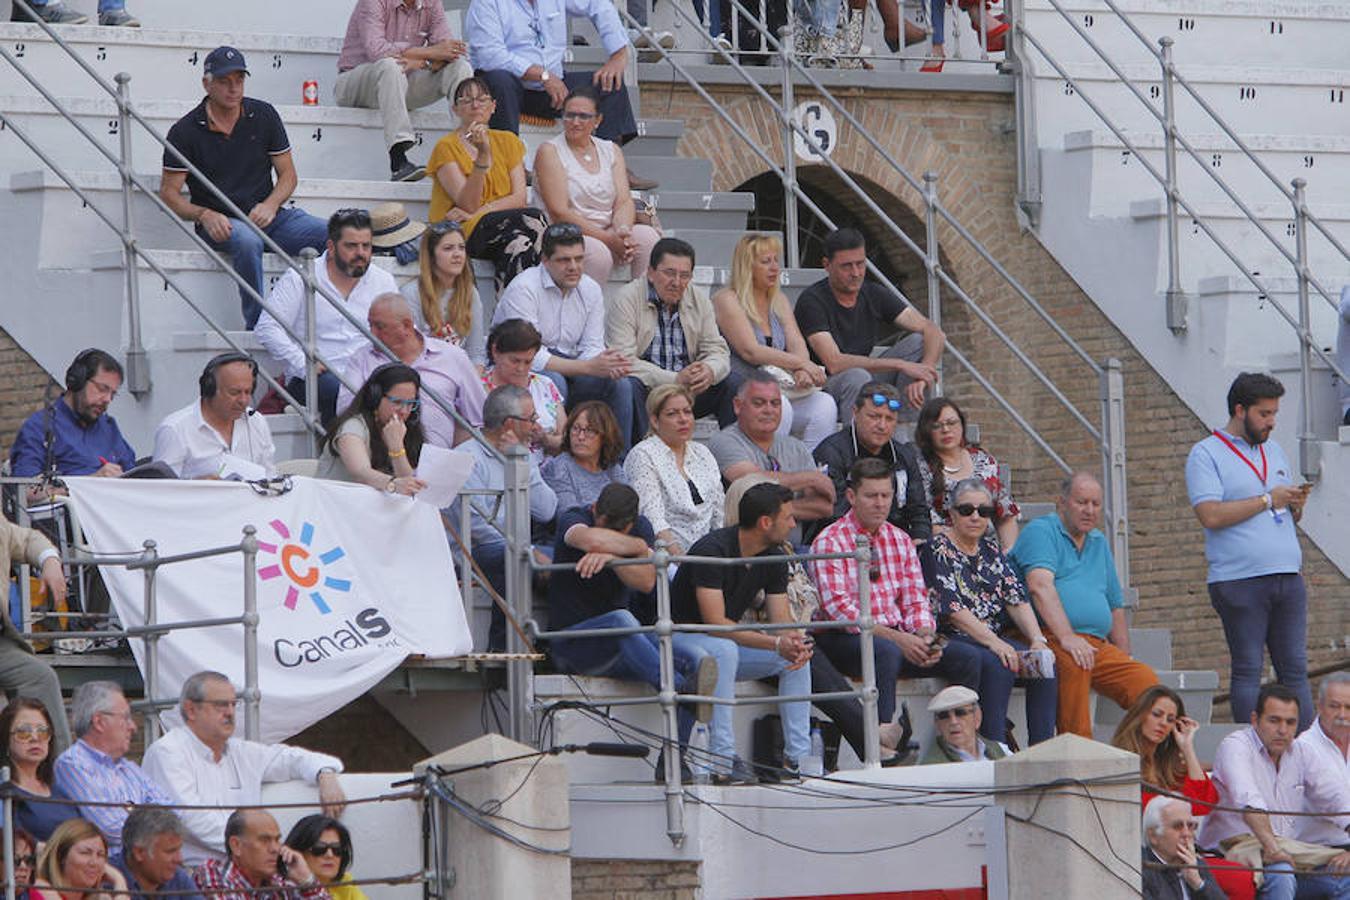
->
xmin=257 ymin=520 xmax=350 ymax=614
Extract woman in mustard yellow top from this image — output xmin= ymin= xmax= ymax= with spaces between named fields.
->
xmin=285 ymin=815 xmax=366 ymax=900
xmin=428 ymin=77 xmax=546 ymax=292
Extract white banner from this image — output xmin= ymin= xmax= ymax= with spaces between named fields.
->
xmin=66 ymin=476 xmax=472 ymax=742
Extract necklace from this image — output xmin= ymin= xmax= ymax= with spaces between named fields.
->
xmin=940 ymin=448 xmax=966 ymax=475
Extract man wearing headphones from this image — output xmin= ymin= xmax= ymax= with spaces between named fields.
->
xmin=151 ymin=353 xmax=276 ymax=480
xmin=9 ymin=348 xmax=137 ymax=482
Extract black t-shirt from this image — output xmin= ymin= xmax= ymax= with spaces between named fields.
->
xmin=670 ymin=527 xmax=788 ymax=624
xmin=793 ymin=277 xmax=908 ymax=366
xmin=547 ymin=506 xmax=657 ymax=630
xmin=163 ymin=97 xmax=291 ymax=217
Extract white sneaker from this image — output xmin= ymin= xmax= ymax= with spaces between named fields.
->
xmin=710 ymin=34 xmax=734 ymax=63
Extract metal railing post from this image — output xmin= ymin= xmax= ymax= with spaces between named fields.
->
xmin=300 ymin=248 xmax=321 ymax=455
xmin=1099 ymin=358 xmax=1129 ymax=592
xmin=241 ymin=525 xmax=261 ymax=740
xmin=140 ymin=539 xmax=161 ymax=745
xmin=502 ymin=446 xmax=534 ymax=743
xmin=459 ymin=499 xmax=474 ymax=605
xmin=1158 ymin=37 xmax=1186 ymax=333
xmin=854 ymin=534 xmax=880 ymax=769
xmin=1291 ymin=178 xmax=1320 ymax=481
xmin=923 ymin=171 xmax=943 ymax=396
xmin=2 ymin=765 xmax=13 ymax=900
xmin=653 ymin=541 xmax=685 ymax=846
xmin=780 ymin=23 xmax=800 ymax=269
xmin=115 ymin=72 xmax=149 ymax=396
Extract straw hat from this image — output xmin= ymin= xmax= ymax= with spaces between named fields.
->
xmin=369 ymin=202 xmax=426 ymax=249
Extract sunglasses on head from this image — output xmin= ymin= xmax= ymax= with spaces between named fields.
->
xmin=935 ymin=706 xmax=974 ymax=721
xmin=868 ymin=394 xmax=902 ymax=412
xmin=952 ymin=503 xmax=996 ymax=519
xmin=428 ymin=220 xmax=463 ymax=236
xmin=544 ymin=222 xmax=583 ymax=240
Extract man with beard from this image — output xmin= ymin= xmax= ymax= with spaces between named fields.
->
xmin=1186 ymin=373 xmax=1313 ymax=731
xmin=256 ymin=209 xmax=396 ymax=426
xmin=10 ymin=348 xmax=136 ymax=481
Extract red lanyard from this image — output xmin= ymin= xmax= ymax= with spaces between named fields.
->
xmin=1212 ymin=430 xmax=1267 ymax=486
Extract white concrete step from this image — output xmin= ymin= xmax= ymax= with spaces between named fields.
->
xmin=1195 ymin=274 xmax=1348 ymax=370
xmin=9 ymin=0 xmax=362 ymax=38
xmin=1030 ymin=61 xmax=1350 ymax=139
xmin=1022 ymin=0 xmax=1350 ymax=70
xmin=1094 ymin=669 xmax=1219 ymax=728
xmin=1062 ymin=129 xmax=1350 ymax=215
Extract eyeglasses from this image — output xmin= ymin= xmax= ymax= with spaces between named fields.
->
xmin=307 ymin=842 xmax=343 ymax=857
xmin=384 ymin=395 xmax=421 ymax=412
xmin=455 ymin=94 xmax=493 ymax=107
xmin=428 ymin=220 xmax=464 ymax=236
xmin=543 ymin=222 xmax=583 ymax=240
xmin=11 ymin=725 xmax=51 ymax=742
xmin=561 ymin=111 xmax=596 ymax=122
xmin=1166 ymin=820 xmax=1201 ymax=832
xmin=935 ymin=707 xmax=974 ymax=721
xmin=506 ymin=413 xmax=540 ymax=426
xmin=194 ymin=698 xmax=241 ymax=710
xmin=569 ymin=423 xmax=599 ymax=437
xmin=655 ymin=267 xmax=693 ymax=284
xmin=952 ymin=503 xmax=996 ymax=519
xmin=931 ymin=418 xmax=963 ymax=431
xmin=89 ymin=379 xmax=120 ymax=400
xmin=12 ymin=855 xmax=35 ymax=868
xmin=868 ymin=393 xmax=902 ymax=412
xmin=98 ymin=710 xmax=135 ymax=724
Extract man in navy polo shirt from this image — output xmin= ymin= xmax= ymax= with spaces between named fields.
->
xmin=1186 ymin=373 xmax=1312 ymax=730
xmin=1009 ymin=472 xmax=1156 ymax=738
xmin=159 ymin=46 xmax=327 ymax=330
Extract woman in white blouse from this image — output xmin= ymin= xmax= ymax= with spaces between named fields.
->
xmin=623 ymin=384 xmax=724 ymax=556
xmin=531 ymin=87 xmax=660 ymax=286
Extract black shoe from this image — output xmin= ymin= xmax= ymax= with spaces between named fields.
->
xmin=12 ymin=0 xmax=87 ymax=23
xmin=712 ymin=756 xmax=758 ymax=785
xmin=654 ymin=749 xmax=694 ymax=785
xmin=390 ymin=160 xmax=426 ymax=182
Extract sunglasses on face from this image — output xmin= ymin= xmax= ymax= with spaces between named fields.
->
xmin=13 ymin=855 xmax=35 ymax=868
xmin=11 ymin=724 xmax=51 ymax=742
xmin=952 ymin=503 xmax=996 ymax=519
xmin=868 ymin=394 xmax=902 ymax=412
xmin=308 ymin=842 xmax=343 ymax=857
xmin=935 ymin=706 xmax=974 ymax=721
xmin=561 ymin=111 xmax=596 ymax=122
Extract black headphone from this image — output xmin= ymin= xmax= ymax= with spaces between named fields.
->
xmin=362 ymin=362 xmax=400 ymax=409
xmin=64 ymin=348 xmax=105 ymax=393
xmin=199 ymin=352 xmax=259 ymax=399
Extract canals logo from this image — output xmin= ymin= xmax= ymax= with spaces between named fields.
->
xmin=257 ymin=519 xmax=350 ymax=614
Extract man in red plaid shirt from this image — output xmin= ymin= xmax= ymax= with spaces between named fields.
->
xmin=811 ymin=457 xmax=982 ymax=744
xmin=193 ymin=809 xmax=331 ymax=900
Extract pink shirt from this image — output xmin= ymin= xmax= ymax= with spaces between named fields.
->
xmin=338 ymin=0 xmax=453 ymax=72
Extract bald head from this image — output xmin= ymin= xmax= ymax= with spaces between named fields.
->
xmin=368 ymin=293 xmax=420 ymax=360
xmin=1057 ymin=471 xmax=1103 ymax=540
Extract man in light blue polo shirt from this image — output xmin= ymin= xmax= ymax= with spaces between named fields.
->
xmin=1186 ymin=372 xmax=1312 ymax=730
xmin=1009 ymin=472 xmax=1157 ymax=737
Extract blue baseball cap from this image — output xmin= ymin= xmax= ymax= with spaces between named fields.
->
xmin=204 ymin=46 xmax=249 ymax=77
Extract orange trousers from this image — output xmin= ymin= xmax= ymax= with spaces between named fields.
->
xmin=1049 ymin=633 xmax=1158 ymax=738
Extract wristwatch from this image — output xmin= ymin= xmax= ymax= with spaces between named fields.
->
xmin=540 ymin=70 xmax=551 ymax=83
xmin=385 ymin=478 xmax=398 ymax=493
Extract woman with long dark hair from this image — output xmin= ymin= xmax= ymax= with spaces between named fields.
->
xmin=285 ymin=815 xmax=363 ymax=900
xmin=0 ymin=698 xmax=74 ymax=841
xmin=914 ymin=397 xmax=1019 ymax=548
xmin=318 ymin=363 xmax=427 ymax=496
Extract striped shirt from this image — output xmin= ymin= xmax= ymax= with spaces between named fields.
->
xmin=52 ymin=739 xmax=174 ymax=847
xmin=642 ymin=283 xmax=689 ymax=373
xmin=809 ymin=509 xmax=932 ymax=632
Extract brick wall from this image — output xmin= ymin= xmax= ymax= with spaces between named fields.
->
xmin=572 ymin=859 xmax=701 ymax=899
xmin=0 ymin=327 xmax=58 ymax=453
xmin=652 ymin=82 xmax=1350 ymax=714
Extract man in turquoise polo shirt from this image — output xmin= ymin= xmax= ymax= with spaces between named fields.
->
xmin=1185 ymin=372 xmax=1312 ymax=731
xmin=1009 ymin=472 xmax=1157 ymax=737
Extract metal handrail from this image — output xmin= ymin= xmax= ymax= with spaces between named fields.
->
xmin=1 ymin=2 xmax=502 ymax=461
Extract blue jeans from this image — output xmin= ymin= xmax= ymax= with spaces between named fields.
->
xmin=568 ymin=374 xmax=640 ymax=453
xmin=950 ymin=633 xmax=1057 ymax=745
xmin=815 ymin=629 xmax=982 ymax=727
xmin=551 ymin=608 xmax=698 ymax=744
xmin=1257 ymin=860 xmax=1350 ymax=900
xmin=31 ymin=0 xmax=123 ymax=8
xmin=793 ymin=0 xmax=839 ymax=38
xmin=286 ymin=372 xmax=342 ymax=430
xmin=672 ymin=632 xmax=811 ymax=771
xmin=1210 ymin=573 xmax=1312 ymax=731
xmin=200 ymin=205 xmax=328 ymax=329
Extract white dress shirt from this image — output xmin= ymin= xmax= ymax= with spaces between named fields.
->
xmin=1198 ymin=725 xmax=1350 ymax=849
xmin=141 ymin=726 xmax=342 ymax=865
xmin=152 ymin=400 xmax=277 ymax=479
xmin=1294 ymin=718 xmax=1350 ymax=846
xmin=255 ymin=252 xmax=398 ymax=381
xmin=489 ymin=263 xmax=605 ymax=372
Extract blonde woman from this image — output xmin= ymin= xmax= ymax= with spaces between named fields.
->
xmin=401 ymin=221 xmax=487 ymax=367
xmin=31 ymin=820 xmax=126 ymax=900
xmin=713 ymin=233 xmax=836 ymax=448
xmin=532 ymin=87 xmax=661 ymax=285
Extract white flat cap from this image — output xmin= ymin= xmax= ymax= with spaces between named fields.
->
xmin=928 ymin=685 xmax=980 ymax=714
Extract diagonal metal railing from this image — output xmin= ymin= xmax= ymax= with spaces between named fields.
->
xmin=1012 ymin=0 xmax=1348 ymax=478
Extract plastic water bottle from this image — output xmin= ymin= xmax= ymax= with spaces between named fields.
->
xmin=688 ymin=723 xmax=712 ymax=784
xmin=802 ymin=725 xmax=825 ymax=777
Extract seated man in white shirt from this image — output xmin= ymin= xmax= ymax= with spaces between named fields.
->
xmin=152 ymin=353 xmax=276 ymax=479
xmin=142 ymin=671 xmax=345 ymax=866
xmin=1294 ymin=673 xmax=1350 ymax=832
xmin=1198 ymin=684 xmax=1350 ymax=900
xmin=254 ymin=208 xmax=398 ymax=426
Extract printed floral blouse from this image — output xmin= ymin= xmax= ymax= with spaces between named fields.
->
xmin=928 ymin=530 xmax=1029 ymax=636
xmin=916 ymin=444 xmax=1020 ymax=526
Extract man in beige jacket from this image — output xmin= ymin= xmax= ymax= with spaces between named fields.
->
xmin=605 ymin=237 xmax=740 ymax=446
xmin=0 ymin=514 xmax=73 ymax=750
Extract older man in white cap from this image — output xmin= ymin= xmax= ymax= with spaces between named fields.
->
xmin=920 ymin=686 xmax=1008 ymax=764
